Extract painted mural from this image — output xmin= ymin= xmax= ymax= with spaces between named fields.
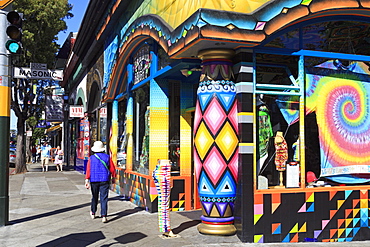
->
xmin=93 ymin=0 xmax=370 ymax=243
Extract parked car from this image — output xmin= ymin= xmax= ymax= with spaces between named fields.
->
xmin=9 ymin=149 xmax=16 ymax=167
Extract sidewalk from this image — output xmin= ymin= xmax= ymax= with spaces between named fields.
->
xmin=1 ymin=163 xmax=370 ymax=246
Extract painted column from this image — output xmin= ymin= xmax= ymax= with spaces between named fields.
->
xmin=194 ymin=49 xmax=239 ymax=235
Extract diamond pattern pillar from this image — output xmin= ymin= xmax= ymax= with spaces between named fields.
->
xmin=194 ymin=49 xmax=238 ymax=235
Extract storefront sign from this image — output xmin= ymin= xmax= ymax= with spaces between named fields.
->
xmin=99 ymin=107 xmax=107 ymax=118
xmin=69 ymin=106 xmax=84 ymax=118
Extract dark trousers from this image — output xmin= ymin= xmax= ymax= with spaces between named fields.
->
xmin=90 ymin=181 xmax=109 ymax=216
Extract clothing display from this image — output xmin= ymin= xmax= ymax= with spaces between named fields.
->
xmin=152 ymin=159 xmax=171 ymax=233
xmin=258 ymin=105 xmax=273 ymax=174
xmin=274 ymin=131 xmax=288 ymax=172
xmin=139 ymin=106 xmax=150 ymax=172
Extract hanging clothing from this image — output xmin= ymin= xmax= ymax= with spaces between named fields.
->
xmin=258 ymin=106 xmax=273 ymax=174
xmin=274 ymin=132 xmax=288 ymax=171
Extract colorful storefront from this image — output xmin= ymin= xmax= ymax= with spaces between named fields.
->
xmin=64 ymin=0 xmax=370 ymax=243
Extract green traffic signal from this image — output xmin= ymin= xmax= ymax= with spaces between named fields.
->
xmin=5 ymin=40 xmax=21 ymax=54
xmin=5 ymin=11 xmax=23 ymax=54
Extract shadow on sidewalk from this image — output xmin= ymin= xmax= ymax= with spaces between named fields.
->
xmin=107 ymin=207 xmax=144 ymax=222
xmin=8 ymin=202 xmax=91 ymax=225
xmin=172 ymin=219 xmax=201 ymax=234
xmin=36 ymin=231 xmax=105 ymax=247
xmin=101 ymin=232 xmax=147 ymax=246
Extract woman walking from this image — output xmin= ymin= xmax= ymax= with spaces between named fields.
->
xmin=54 ymin=146 xmax=64 ymax=172
xmin=85 ymin=141 xmax=116 ymax=223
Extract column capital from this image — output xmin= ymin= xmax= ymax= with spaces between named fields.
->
xmin=198 ymin=49 xmax=235 ymax=61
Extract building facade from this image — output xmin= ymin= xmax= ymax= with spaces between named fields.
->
xmin=62 ymin=0 xmax=370 ymax=243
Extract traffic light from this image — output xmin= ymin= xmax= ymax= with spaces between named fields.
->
xmin=5 ymin=11 xmax=22 ymax=54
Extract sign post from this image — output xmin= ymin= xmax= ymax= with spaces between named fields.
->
xmin=0 ymin=4 xmax=13 ymax=226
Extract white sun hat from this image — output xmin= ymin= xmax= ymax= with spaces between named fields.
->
xmin=91 ymin=141 xmax=105 ymax=153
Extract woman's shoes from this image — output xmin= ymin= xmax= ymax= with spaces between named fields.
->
xmin=102 ymin=216 xmax=108 ymax=223
xmin=90 ymin=212 xmax=96 ymax=219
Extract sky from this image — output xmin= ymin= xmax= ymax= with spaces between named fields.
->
xmin=57 ymin=0 xmax=90 ymax=46
xmin=10 ymin=1 xmax=90 ymax=130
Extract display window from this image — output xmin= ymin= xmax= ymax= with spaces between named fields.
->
xmin=133 ymin=85 xmax=150 ymax=175
xmin=77 ymin=116 xmax=90 ymax=160
xmin=117 ymin=100 xmax=127 ymax=168
xmin=255 ymin=51 xmax=370 ymax=189
xmin=169 ymin=81 xmax=180 ymax=174
xmin=99 ymin=106 xmax=108 ymax=146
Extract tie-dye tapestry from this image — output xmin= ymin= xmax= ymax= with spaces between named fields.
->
xmin=306 ymin=60 xmax=370 ymax=183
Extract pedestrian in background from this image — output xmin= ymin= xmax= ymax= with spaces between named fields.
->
xmin=54 ymin=146 xmax=64 ymax=172
xmin=85 ymin=141 xmax=116 ymax=223
xmin=40 ymin=142 xmax=51 ymax=172
xmin=36 ymin=145 xmax=41 ymax=162
xmin=31 ymin=145 xmax=37 ymax=163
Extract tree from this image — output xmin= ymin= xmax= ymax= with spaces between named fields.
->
xmin=11 ymin=0 xmax=72 ymax=173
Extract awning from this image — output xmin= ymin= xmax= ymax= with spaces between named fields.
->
xmin=45 ymin=124 xmax=62 ymax=133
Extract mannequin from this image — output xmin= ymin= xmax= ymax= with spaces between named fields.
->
xmin=274 ymin=131 xmax=288 ymax=187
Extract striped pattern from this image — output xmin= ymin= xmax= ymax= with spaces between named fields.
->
xmin=152 ymin=159 xmax=172 ymax=233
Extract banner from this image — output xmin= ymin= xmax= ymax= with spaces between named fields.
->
xmin=45 ymin=95 xmax=64 ymax=122
xmin=306 ymin=60 xmax=370 ymax=183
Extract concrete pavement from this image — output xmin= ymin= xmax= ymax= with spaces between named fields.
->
xmin=1 ymin=162 xmax=370 ymax=246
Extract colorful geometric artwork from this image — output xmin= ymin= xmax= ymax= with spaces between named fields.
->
xmin=306 ymin=61 xmax=370 ymax=183
xmin=253 ymin=189 xmax=370 ymax=243
xmin=194 ymin=57 xmax=239 ymax=234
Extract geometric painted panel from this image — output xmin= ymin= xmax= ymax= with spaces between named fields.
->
xmin=252 ymin=189 xmax=370 ymax=243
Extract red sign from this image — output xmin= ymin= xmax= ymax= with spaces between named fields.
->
xmin=69 ymin=106 xmax=84 ymax=118
xmin=0 ymin=0 xmax=14 ymax=9
xmin=99 ymin=107 xmax=107 ymax=118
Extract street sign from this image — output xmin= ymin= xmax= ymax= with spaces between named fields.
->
xmin=0 ymin=0 xmax=14 ymax=9
xmin=30 ymin=63 xmax=47 ymax=70
xmin=13 ymin=67 xmax=63 ymax=81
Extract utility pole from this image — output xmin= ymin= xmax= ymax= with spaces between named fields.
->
xmin=0 ymin=4 xmax=12 ymax=226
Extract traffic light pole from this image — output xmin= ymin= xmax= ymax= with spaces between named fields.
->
xmin=0 ymin=6 xmax=11 ymax=226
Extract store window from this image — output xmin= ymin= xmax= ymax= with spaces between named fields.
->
xmin=256 ymin=46 xmax=370 ymax=188
xmin=133 ymin=85 xmax=149 ymax=174
xmin=117 ymin=100 xmax=127 ymax=168
xmin=255 ymin=53 xmax=301 ymax=189
xmin=77 ymin=116 xmax=90 ymax=160
xmin=99 ymin=106 xmax=108 ymax=146
xmin=169 ymin=81 xmax=180 ymax=174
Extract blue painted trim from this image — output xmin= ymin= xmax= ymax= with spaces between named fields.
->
xmin=255 ymin=47 xmax=370 ymax=62
xmin=292 ymin=50 xmax=370 ymax=62
xmin=256 ymin=84 xmax=300 ymax=90
xmin=255 ymin=90 xmax=301 ymax=96
xmin=115 ymin=92 xmax=127 ymax=101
